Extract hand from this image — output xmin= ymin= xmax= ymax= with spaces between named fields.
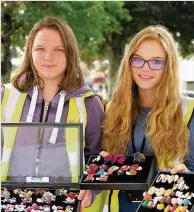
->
xmin=170 ymin=163 xmax=187 ymax=174
xmin=78 ymin=190 xmax=92 ymax=212
xmin=100 ymin=151 xmax=110 ymax=157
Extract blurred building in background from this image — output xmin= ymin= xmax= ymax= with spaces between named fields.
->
xmin=180 ymin=58 xmax=194 ymax=97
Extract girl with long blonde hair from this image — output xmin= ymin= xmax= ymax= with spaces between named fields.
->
xmin=101 ymin=25 xmax=194 ymax=211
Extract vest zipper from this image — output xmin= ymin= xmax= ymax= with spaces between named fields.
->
xmin=35 ymin=101 xmax=50 ymax=176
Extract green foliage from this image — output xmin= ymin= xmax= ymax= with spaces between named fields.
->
xmin=124 ymin=1 xmax=194 ymax=57
xmin=1 ymin=1 xmax=130 ymax=63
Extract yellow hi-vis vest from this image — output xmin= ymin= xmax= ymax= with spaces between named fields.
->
xmin=84 ymin=95 xmax=194 ymax=212
xmin=1 ymin=83 xmax=94 ymax=182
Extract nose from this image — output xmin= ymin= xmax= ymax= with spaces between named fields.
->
xmin=44 ymin=50 xmax=53 ymax=60
xmin=142 ymin=61 xmax=151 ymax=71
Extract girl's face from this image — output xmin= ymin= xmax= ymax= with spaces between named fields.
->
xmin=32 ymin=28 xmax=67 ymax=84
xmin=130 ymin=39 xmax=166 ymax=93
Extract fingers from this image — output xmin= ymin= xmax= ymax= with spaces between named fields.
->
xmin=100 ymin=151 xmax=110 ymax=157
xmin=78 ymin=190 xmax=87 ymax=200
xmin=80 ymin=190 xmax=92 ymax=212
xmin=171 ymin=164 xmax=187 ymax=174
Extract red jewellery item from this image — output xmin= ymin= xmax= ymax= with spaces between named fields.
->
xmin=116 ymin=153 xmax=125 ymax=164
xmin=99 ymin=164 xmax=108 ymax=170
xmin=104 ymin=153 xmax=125 ymax=164
xmin=130 ymin=164 xmax=139 ymax=170
xmin=119 ymin=165 xmax=130 ymax=171
xmin=104 ymin=155 xmax=113 ymax=163
xmin=65 ymin=192 xmax=78 ymax=199
xmin=88 ymin=163 xmax=99 ymax=171
xmin=35 ymin=189 xmax=46 ymax=195
xmin=86 ymin=169 xmax=96 ymax=175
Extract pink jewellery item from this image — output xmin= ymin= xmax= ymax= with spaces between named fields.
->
xmin=85 ymin=169 xmax=95 ymax=175
xmin=126 ymin=164 xmax=141 ymax=175
xmin=104 ymin=153 xmax=125 ymax=164
xmin=42 ymin=191 xmax=56 ymax=204
xmin=99 ymin=164 xmax=108 ymax=170
xmin=173 ymin=174 xmax=179 ymax=182
xmin=87 ymin=163 xmax=99 ymax=172
xmin=35 ymin=189 xmax=46 ymax=195
xmin=117 ymin=165 xmax=130 ymax=175
xmin=156 ymin=174 xmax=166 ymax=183
xmin=115 ymin=153 xmax=125 ymax=164
xmin=104 ymin=155 xmax=114 ymax=163
xmin=65 ymin=192 xmax=78 ymax=199
xmin=171 ymin=204 xmax=178 ymax=212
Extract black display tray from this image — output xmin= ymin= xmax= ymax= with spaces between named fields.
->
xmin=80 ymin=155 xmax=155 ymax=190
xmin=1 ymin=186 xmax=80 ymax=212
xmin=137 ymin=171 xmax=194 ymax=212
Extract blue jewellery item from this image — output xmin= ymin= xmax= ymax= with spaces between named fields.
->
xmin=96 ymin=169 xmax=105 ymax=176
xmin=183 ymin=199 xmax=191 ymax=206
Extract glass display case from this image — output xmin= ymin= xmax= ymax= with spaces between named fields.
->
xmin=1 ymin=122 xmax=83 ymax=212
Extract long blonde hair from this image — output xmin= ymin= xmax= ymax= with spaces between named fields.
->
xmin=102 ymin=25 xmax=189 ymax=168
xmin=12 ymin=16 xmax=84 ymax=92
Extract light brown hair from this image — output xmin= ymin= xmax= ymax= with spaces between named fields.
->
xmin=103 ymin=25 xmax=189 ymax=168
xmin=12 ymin=16 xmax=84 ymax=91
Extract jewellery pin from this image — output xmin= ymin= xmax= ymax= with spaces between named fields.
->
xmin=106 ymin=166 xmax=119 ymax=175
xmin=92 ymin=155 xmax=101 ymax=162
xmin=55 ymin=189 xmax=67 ymax=196
xmin=133 ymin=152 xmax=145 ymax=163
xmin=96 ymin=174 xmax=108 ymax=182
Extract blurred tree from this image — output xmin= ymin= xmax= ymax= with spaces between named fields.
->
xmin=1 ymin=1 xmax=130 ymax=83
xmin=124 ymin=1 xmax=194 ymax=57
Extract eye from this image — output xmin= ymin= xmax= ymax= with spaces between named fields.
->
xmin=152 ymin=60 xmax=164 ymax=65
xmin=131 ymin=57 xmax=143 ymax=62
xmin=55 ymin=48 xmax=64 ymax=52
xmin=36 ymin=47 xmax=44 ymax=51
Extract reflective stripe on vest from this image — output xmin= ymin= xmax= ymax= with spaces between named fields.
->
xmin=158 ymin=96 xmax=194 ymax=170
xmin=182 ymin=95 xmax=194 ymax=125
xmin=1 ymin=84 xmax=94 ymax=182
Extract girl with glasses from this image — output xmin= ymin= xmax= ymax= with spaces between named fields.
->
xmin=86 ymin=25 xmax=194 ymax=212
